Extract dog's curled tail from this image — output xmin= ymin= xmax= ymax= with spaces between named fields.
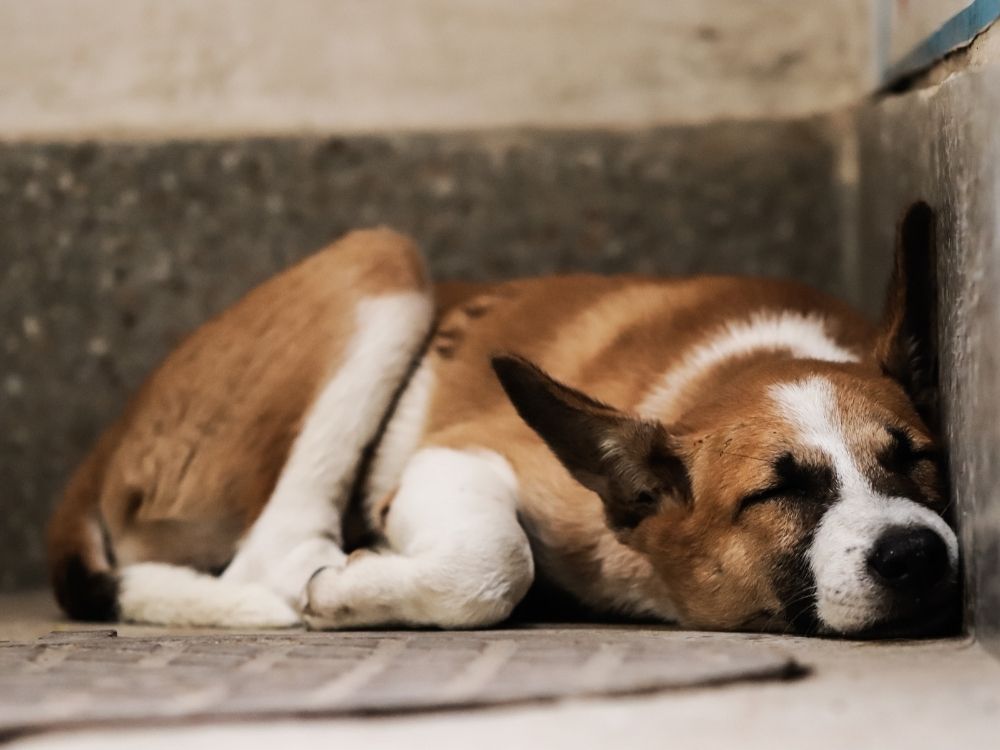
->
xmin=46 ymin=426 xmax=121 ymax=622
xmin=48 ymin=505 xmax=300 ymax=627
xmin=47 ymin=424 xmax=299 ymax=628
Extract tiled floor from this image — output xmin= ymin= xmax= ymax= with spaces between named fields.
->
xmin=3 ymin=592 xmax=999 ymax=750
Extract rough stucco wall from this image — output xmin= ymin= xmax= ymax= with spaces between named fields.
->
xmin=0 ymin=0 xmax=873 ymax=138
xmin=858 ymin=66 xmax=1000 ymax=651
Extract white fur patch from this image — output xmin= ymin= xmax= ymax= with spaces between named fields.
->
xmin=221 ymin=291 xmax=433 ymax=608
xmin=639 ymin=311 xmax=858 ymax=419
xmin=118 ymin=563 xmax=299 ymax=628
xmin=364 ymin=359 xmax=436 ymax=513
xmin=771 ymin=377 xmax=958 ymax=633
xmin=305 ymin=448 xmax=534 ymax=629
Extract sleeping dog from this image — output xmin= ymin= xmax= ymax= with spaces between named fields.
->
xmin=48 ymin=211 xmax=959 ymax=637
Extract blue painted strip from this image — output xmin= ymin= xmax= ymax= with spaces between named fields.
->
xmin=884 ymin=0 xmax=1000 ymax=83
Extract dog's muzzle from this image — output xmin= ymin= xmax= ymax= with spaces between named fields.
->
xmin=858 ymin=525 xmax=959 ymax=637
xmin=809 ymin=496 xmax=960 ymax=638
xmin=868 ymin=526 xmax=951 ymax=592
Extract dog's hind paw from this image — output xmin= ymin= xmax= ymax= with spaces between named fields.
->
xmin=301 ymin=553 xmax=401 ymax=630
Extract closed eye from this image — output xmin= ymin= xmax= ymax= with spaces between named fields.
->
xmin=883 ymin=426 xmax=939 ymax=472
xmin=736 ymin=453 xmax=835 ymax=518
xmin=737 ymin=483 xmax=796 ymax=515
xmin=910 ymin=446 xmax=938 ymax=463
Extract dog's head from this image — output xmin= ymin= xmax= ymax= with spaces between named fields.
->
xmin=493 ymin=204 xmax=960 ymax=637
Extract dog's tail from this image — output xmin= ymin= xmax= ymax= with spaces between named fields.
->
xmin=46 ymin=426 xmax=122 ymax=622
xmin=49 ymin=514 xmax=299 ymax=628
xmin=47 ymin=426 xmax=298 ymax=628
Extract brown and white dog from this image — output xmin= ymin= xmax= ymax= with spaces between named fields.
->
xmin=48 ymin=212 xmax=959 ymax=637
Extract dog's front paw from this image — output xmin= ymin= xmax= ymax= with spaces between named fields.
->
xmin=302 ymin=565 xmax=351 ymax=630
xmin=302 ymin=551 xmax=397 ymax=630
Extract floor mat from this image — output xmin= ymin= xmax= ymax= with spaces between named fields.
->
xmin=0 ymin=628 xmax=801 ymax=737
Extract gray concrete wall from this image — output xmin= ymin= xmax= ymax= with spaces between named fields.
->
xmin=857 ymin=42 xmax=1000 ymax=650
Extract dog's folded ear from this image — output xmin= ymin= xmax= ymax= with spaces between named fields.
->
xmin=491 ymin=355 xmax=690 ymax=532
xmin=874 ymin=201 xmax=939 ymax=430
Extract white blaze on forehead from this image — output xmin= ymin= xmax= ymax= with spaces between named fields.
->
xmin=770 ymin=377 xmax=868 ymax=497
xmin=639 ymin=311 xmax=858 ymax=420
xmin=771 ymin=376 xmax=958 ymax=634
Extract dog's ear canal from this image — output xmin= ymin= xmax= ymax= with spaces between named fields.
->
xmin=491 ymin=355 xmax=691 ymax=532
xmin=874 ymin=201 xmax=940 ymax=431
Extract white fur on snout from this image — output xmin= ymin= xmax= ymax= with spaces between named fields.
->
xmin=809 ymin=495 xmax=957 ymax=632
xmin=772 ymin=377 xmax=959 ymax=634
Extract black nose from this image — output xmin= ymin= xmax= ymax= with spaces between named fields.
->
xmin=868 ymin=526 xmax=951 ymax=592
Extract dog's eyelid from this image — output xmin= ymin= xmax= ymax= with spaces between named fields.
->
xmin=885 ymin=424 xmax=934 ymax=449
xmin=736 ymin=482 xmax=794 ymax=516
xmin=736 ymin=456 xmax=832 ymax=518
xmin=883 ymin=424 xmax=938 ymax=465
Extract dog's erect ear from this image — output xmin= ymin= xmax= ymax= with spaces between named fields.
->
xmin=874 ymin=201 xmax=940 ymax=430
xmin=491 ymin=355 xmax=690 ymax=532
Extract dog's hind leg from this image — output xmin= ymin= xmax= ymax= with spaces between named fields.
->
xmin=303 ymin=447 xmax=534 ymax=629
xmin=113 ymin=231 xmax=434 ymax=627
xmin=117 ymin=287 xmax=434 ymax=627
xmin=217 ymin=287 xmax=434 ymax=610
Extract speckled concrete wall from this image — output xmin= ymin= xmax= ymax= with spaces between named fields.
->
xmin=858 ymin=66 xmax=1000 ymax=651
xmin=0 ymin=121 xmax=859 ymax=589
